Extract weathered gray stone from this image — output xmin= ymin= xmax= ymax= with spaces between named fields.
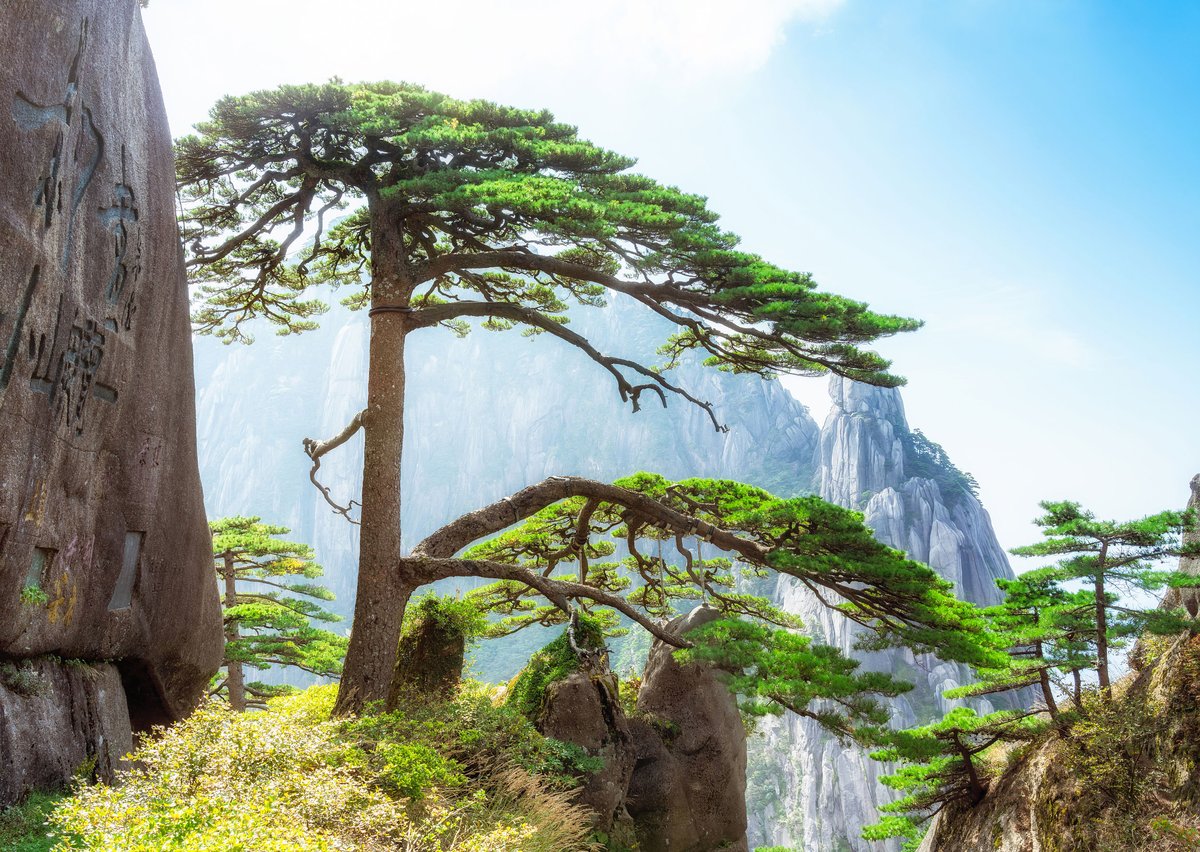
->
xmin=750 ymin=376 xmax=1029 ymax=851
xmin=0 ymin=656 xmax=132 ymax=800
xmin=628 ymin=606 xmax=749 ymax=852
xmin=538 ymin=670 xmax=637 ymax=836
xmin=0 ymin=0 xmax=221 ymax=799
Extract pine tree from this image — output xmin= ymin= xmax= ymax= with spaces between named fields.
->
xmin=863 ymin=707 xmax=1047 ymax=850
xmin=410 ymin=473 xmax=1005 ymax=720
xmin=177 ymin=81 xmax=921 ymax=713
xmin=211 ymin=517 xmax=349 ymax=711
xmin=1009 ymin=501 xmax=1200 ymax=695
xmin=947 ymin=570 xmax=1094 ymax=719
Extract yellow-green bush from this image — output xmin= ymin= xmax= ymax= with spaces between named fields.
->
xmin=48 ymin=685 xmax=598 ymax=851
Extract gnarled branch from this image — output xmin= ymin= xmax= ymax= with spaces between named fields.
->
xmin=408 ymin=301 xmax=728 ymax=432
xmin=402 ymin=554 xmax=686 ymax=647
xmin=302 ymin=409 xmax=368 ymax=525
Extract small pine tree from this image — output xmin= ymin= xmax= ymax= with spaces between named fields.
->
xmin=1010 ymin=501 xmax=1200 ymax=695
xmin=863 ymin=707 xmax=1047 ymax=849
xmin=211 ymin=517 xmax=349 ymax=710
xmin=948 ymin=570 xmax=1095 ymax=719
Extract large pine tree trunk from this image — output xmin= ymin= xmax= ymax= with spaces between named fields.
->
xmin=334 ymin=214 xmax=417 ymax=716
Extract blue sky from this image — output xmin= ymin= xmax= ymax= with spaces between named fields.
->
xmin=143 ymin=0 xmax=1199 ymax=556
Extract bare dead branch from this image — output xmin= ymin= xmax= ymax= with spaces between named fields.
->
xmin=302 ymin=409 xmax=368 ymax=525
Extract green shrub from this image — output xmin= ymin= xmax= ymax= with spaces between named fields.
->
xmin=374 ymin=741 xmax=465 ymax=799
xmin=0 ymin=661 xmax=46 ymax=697
xmin=506 ymin=615 xmax=606 ymax=722
xmin=19 ymin=586 xmax=49 ymax=607
xmin=0 ymin=791 xmax=66 ymax=852
xmin=49 ymin=685 xmax=599 ymax=852
xmin=406 ymin=593 xmax=488 ymax=640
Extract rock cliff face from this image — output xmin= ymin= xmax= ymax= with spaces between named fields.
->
xmin=627 ymin=607 xmax=749 ymax=852
xmin=0 ymin=0 xmax=221 ymax=800
xmin=193 ymin=300 xmax=1016 ymax=842
xmin=747 ymin=377 xmax=1022 ymax=851
xmin=533 ymin=607 xmax=749 ymax=851
xmin=0 ymin=657 xmax=131 ymax=803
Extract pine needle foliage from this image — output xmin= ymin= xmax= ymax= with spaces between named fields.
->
xmin=1009 ymin=501 xmax=1200 ymax=694
xmin=945 ymin=571 xmax=1095 ymax=718
xmin=441 ymin=472 xmax=1009 ymax=747
xmin=211 ymin=517 xmax=348 ymax=711
xmin=177 ymin=80 xmax=919 ymax=385
xmin=679 ymin=617 xmax=914 ymax=739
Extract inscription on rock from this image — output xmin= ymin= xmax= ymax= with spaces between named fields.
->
xmin=3 ymin=19 xmax=144 ymax=437
xmin=0 ymin=0 xmax=223 ymax=805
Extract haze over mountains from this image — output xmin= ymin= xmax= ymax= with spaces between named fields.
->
xmin=194 ymin=295 xmax=1021 ymax=849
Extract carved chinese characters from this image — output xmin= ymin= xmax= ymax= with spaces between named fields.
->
xmin=0 ymin=0 xmax=222 ymax=803
xmin=5 ymin=19 xmax=133 ymax=436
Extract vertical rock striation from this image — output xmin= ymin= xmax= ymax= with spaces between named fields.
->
xmin=0 ymin=0 xmax=221 ymax=800
xmin=747 ymin=377 xmax=1022 ymax=851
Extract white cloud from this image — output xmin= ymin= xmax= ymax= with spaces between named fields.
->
xmin=143 ymin=0 xmax=842 ymax=133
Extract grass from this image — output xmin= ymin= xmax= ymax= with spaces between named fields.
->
xmin=40 ymin=684 xmax=601 ymax=851
xmin=0 ymin=791 xmax=67 ymax=852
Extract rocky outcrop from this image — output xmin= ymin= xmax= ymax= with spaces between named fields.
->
xmin=919 ymin=630 xmax=1200 ymax=852
xmin=0 ymin=657 xmax=132 ymax=802
xmin=0 ymin=0 xmax=221 ymax=799
xmin=539 ymin=670 xmax=637 ymax=839
xmin=1162 ymin=474 xmax=1200 ymax=617
xmin=388 ymin=611 xmax=468 ymax=704
xmin=748 ymin=377 xmax=1026 ymax=851
xmin=530 ymin=607 xmax=748 ymax=850
xmin=627 ymin=607 xmax=749 ymax=852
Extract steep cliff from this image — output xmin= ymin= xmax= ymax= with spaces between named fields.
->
xmin=915 ymin=474 xmax=1200 ymax=852
xmin=746 ymin=378 xmax=1023 ymax=851
xmin=0 ymin=0 xmax=220 ymax=801
xmin=193 ymin=299 xmax=1016 ymax=842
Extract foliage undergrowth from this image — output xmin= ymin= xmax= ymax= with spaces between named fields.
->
xmin=46 ymin=684 xmax=600 ymax=851
xmin=0 ymin=791 xmax=67 ymax=851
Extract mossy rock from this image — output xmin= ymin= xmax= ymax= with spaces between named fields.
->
xmin=389 ymin=595 xmax=487 ymax=706
xmin=507 ymin=614 xmax=607 ymax=723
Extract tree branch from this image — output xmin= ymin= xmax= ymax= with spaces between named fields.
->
xmin=408 ymin=301 xmax=727 ymax=431
xmin=302 ymin=409 xmax=368 ymax=525
xmin=405 ymin=554 xmax=686 ymax=646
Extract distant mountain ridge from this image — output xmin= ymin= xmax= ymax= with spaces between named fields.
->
xmin=192 ymin=296 xmax=1022 ymax=848
xmin=748 ymin=377 xmax=1022 ymax=851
